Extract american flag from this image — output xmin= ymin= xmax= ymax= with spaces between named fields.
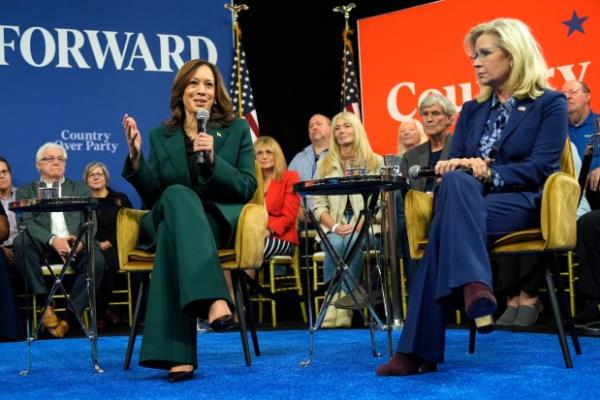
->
xmin=229 ymin=44 xmax=259 ymax=141
xmin=340 ymin=30 xmax=361 ymax=119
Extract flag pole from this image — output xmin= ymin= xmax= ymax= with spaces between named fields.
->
xmin=225 ymin=3 xmax=249 ymax=118
xmin=333 ymin=3 xmax=361 ymax=118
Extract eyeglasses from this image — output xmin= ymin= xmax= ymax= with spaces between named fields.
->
xmin=470 ymin=46 xmax=501 ymax=62
xmin=40 ymin=156 xmax=66 ymax=164
xmin=87 ymin=172 xmax=105 ymax=178
xmin=562 ymin=88 xmax=583 ymax=97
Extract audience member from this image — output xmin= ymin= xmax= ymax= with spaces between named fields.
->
xmin=396 ymin=94 xmax=456 ymax=289
xmin=574 ymin=208 xmax=600 ymax=326
xmin=397 ymin=119 xmax=427 ymax=156
xmin=255 ymin=136 xmax=300 ymax=260
xmin=13 ymin=143 xmax=106 ymax=338
xmin=377 ymin=18 xmax=567 ymax=376
xmin=0 ymin=199 xmax=21 ymax=340
xmin=83 ymin=161 xmax=132 ymax=328
xmin=0 ymin=157 xmax=18 ymax=265
xmin=122 ymin=59 xmax=256 ymax=383
xmin=312 ymin=111 xmax=383 ymax=328
xmin=561 ymin=80 xmax=600 ymax=208
xmin=400 ymin=93 xmax=456 ymax=192
xmin=289 ymin=113 xmax=331 ymax=181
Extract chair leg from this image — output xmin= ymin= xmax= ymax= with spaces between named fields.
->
xmin=269 ymin=260 xmax=277 ymax=328
xmin=567 ymin=251 xmax=576 ymax=317
xmin=239 ymin=271 xmax=261 ymax=356
xmin=257 ymin=267 xmax=264 ymax=324
xmin=123 ymin=277 xmax=146 ymax=371
xmin=468 ymin=321 xmax=476 ymax=354
xmin=548 ymin=253 xmax=582 ymax=355
xmin=293 ymin=262 xmax=308 ymax=323
xmin=126 ymin=272 xmax=133 ymax=327
xmin=544 ymin=260 xmax=573 ymax=368
xmin=232 ymin=271 xmax=252 ymax=367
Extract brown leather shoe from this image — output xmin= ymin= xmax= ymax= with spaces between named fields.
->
xmin=464 ymin=282 xmax=497 ymax=333
xmin=47 ymin=320 xmax=69 ymax=338
xmin=41 ymin=306 xmax=59 ymax=329
xmin=376 ymin=353 xmax=437 ymax=376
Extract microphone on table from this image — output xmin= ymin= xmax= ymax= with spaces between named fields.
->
xmin=195 ymin=107 xmax=210 ymax=164
xmin=408 ymin=165 xmax=473 ymax=179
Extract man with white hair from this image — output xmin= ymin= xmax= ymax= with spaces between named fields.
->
xmin=13 ymin=142 xmax=105 ymax=338
xmin=399 ymin=93 xmax=455 ymax=192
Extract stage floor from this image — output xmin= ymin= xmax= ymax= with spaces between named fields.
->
xmin=0 ymin=328 xmax=597 ymax=400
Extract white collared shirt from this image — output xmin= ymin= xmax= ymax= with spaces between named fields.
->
xmin=40 ymin=177 xmax=70 ymax=240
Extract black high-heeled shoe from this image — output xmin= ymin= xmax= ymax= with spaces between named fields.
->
xmin=167 ymin=369 xmax=194 ymax=383
xmin=208 ymin=315 xmax=238 ymax=332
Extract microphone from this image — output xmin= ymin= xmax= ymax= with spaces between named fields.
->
xmin=408 ymin=165 xmax=472 ymax=179
xmin=195 ymin=107 xmax=210 ymax=164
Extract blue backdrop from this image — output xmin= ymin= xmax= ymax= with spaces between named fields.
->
xmin=1 ymin=0 xmax=234 ymax=206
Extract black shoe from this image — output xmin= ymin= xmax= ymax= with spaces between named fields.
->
xmin=574 ymin=301 xmax=600 ymax=325
xmin=167 ymin=370 xmax=194 ymax=383
xmin=208 ymin=315 xmax=238 ymax=332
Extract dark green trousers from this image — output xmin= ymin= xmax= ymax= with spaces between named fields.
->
xmin=139 ymin=185 xmax=232 ymax=370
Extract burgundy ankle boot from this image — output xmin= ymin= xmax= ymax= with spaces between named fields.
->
xmin=376 ymin=353 xmax=437 ymax=376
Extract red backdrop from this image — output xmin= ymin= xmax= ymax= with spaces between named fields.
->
xmin=357 ymin=0 xmax=599 ymax=155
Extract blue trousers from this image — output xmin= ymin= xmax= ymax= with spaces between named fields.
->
xmin=397 ymin=171 xmax=539 ymax=363
xmin=322 ymin=233 xmax=378 ymax=293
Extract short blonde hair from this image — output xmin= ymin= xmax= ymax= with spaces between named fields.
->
xmin=254 ymin=136 xmax=287 ymax=180
xmin=466 ymin=18 xmax=549 ymax=102
xmin=318 ymin=111 xmax=379 ymax=177
xmin=397 ymin=119 xmax=427 ymax=155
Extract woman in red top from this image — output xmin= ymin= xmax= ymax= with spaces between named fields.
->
xmin=254 ymin=136 xmax=300 ymax=259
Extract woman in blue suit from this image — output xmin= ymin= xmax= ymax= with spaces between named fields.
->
xmin=377 ymin=18 xmax=567 ymax=376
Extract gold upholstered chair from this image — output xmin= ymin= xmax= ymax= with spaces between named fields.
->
xmin=404 ymin=140 xmax=582 ymax=368
xmin=118 ymin=161 xmax=268 ymax=369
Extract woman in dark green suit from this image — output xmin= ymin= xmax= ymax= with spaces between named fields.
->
xmin=122 ymin=59 xmax=257 ymax=383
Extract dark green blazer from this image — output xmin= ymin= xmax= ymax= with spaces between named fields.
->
xmin=123 ymin=117 xmax=257 ymax=247
xmin=16 ymin=179 xmax=92 ymax=244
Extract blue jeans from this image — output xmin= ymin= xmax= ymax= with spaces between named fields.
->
xmin=322 ymin=233 xmax=379 ymax=293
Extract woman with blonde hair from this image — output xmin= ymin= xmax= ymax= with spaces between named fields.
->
xmin=313 ymin=111 xmax=383 ymax=328
xmin=377 ymin=18 xmax=567 ymax=375
xmin=397 ymin=119 xmax=427 ymax=156
xmin=254 ymin=136 xmax=300 ymax=260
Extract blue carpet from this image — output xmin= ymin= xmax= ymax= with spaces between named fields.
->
xmin=0 ymin=329 xmax=598 ymax=399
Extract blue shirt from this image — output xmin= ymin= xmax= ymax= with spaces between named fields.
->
xmin=289 ymin=145 xmax=328 ymax=211
xmin=568 ymin=111 xmax=600 ymax=172
xmin=288 ymin=145 xmax=328 ymax=182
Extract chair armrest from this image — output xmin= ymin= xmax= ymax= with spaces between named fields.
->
xmin=116 ymin=208 xmax=148 ymax=271
xmin=234 ymin=203 xmax=268 ymax=269
xmin=405 ymin=190 xmax=434 ymax=260
xmin=541 ymin=172 xmax=580 ymax=250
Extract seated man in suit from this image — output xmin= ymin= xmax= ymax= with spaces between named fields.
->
xmin=395 ymin=93 xmax=455 ymax=290
xmin=13 ymin=142 xmax=105 ymax=338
